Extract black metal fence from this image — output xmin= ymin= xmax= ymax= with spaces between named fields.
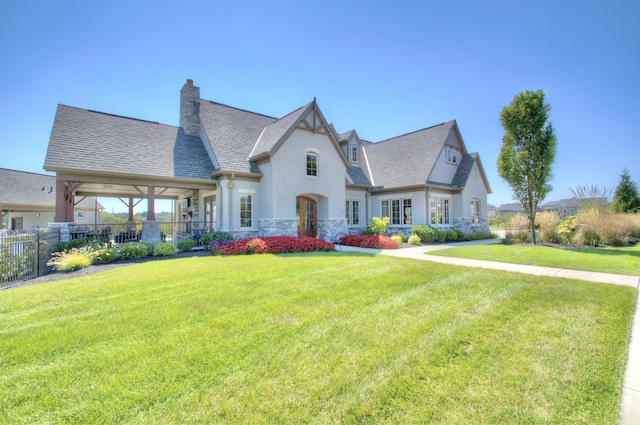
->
xmin=0 ymin=228 xmax=60 ymax=289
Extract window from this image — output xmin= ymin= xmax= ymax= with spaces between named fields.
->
xmin=345 ymin=200 xmax=360 ymax=226
xmin=350 ymin=145 xmax=358 ymax=163
xmin=430 ymin=197 xmax=450 ymax=225
xmin=470 ymin=199 xmax=480 ymax=223
xmin=306 ymin=152 xmax=318 ymax=177
xmin=446 ymin=146 xmax=459 ymax=165
xmin=240 ymin=194 xmax=253 ymax=228
xmin=381 ymin=198 xmax=412 ymax=225
xmin=76 ymin=210 xmax=84 ymax=219
xmin=204 ymin=195 xmax=216 ymax=230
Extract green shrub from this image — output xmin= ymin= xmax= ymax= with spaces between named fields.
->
xmin=412 ymin=225 xmax=440 ymax=242
xmin=118 ymin=242 xmax=149 ymax=260
xmin=397 ymin=233 xmax=408 ymax=243
xmin=177 ymin=239 xmax=196 ymax=252
xmin=53 ymin=237 xmax=108 ymax=253
xmin=138 ymin=241 xmax=155 ymax=256
xmin=200 ymin=231 xmax=233 ymax=246
xmin=154 ymin=242 xmax=177 ymax=256
xmin=408 ymin=234 xmax=421 ymax=245
xmin=366 ymin=217 xmax=389 ymax=236
xmin=47 ymin=248 xmax=93 ymax=271
xmin=558 ymin=216 xmax=578 ymax=244
xmin=466 ymin=232 xmax=500 ymax=241
xmin=391 ymin=235 xmax=403 ymax=244
xmin=87 ymin=241 xmax=117 ymax=264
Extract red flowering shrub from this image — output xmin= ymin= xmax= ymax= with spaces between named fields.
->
xmin=214 ymin=236 xmax=335 ymax=255
xmin=338 ymin=234 xmax=401 ymax=249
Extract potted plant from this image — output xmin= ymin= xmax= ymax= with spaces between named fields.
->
xmin=404 ymin=207 xmax=412 ymax=224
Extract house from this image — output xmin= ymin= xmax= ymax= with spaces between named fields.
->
xmin=43 ymin=79 xmax=491 ymax=243
xmin=539 ymin=197 xmax=607 ymax=219
xmin=498 ymin=202 xmax=527 ymax=217
xmin=0 ymin=168 xmax=103 ymax=230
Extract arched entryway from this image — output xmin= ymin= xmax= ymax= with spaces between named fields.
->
xmin=296 ymin=196 xmax=317 ymax=237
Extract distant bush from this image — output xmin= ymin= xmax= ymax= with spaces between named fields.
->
xmin=139 ymin=241 xmax=155 ymax=257
xmin=391 ymin=235 xmax=403 ymax=244
xmin=579 ymin=227 xmax=602 ymax=247
xmin=118 ymin=242 xmax=150 ymax=260
xmin=536 ymin=211 xmax=561 ymax=243
xmin=412 ymin=225 xmax=440 ymax=242
xmin=465 ymin=232 xmax=499 ymax=241
xmin=558 ymin=216 xmax=578 ymax=244
xmin=408 ymin=234 xmax=421 ymax=245
xmin=154 ymin=242 xmax=177 ymax=256
xmin=200 ymin=231 xmax=233 ymax=246
xmin=177 ymin=239 xmax=196 ymax=252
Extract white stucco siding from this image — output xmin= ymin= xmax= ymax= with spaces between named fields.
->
xmin=270 ymin=129 xmax=346 ymax=219
xmin=7 ymin=212 xmax=55 ymax=230
xmin=429 ymin=131 xmax=463 ymax=184
xmin=228 ymin=179 xmax=262 ymax=230
xmin=460 ymin=163 xmax=489 ymax=219
xmin=345 ymin=189 xmax=368 ymax=227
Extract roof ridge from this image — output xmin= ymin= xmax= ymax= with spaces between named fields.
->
xmin=0 ymin=168 xmax=54 ymax=178
xmin=375 ymin=120 xmax=454 ymax=144
xmin=204 ymin=100 xmax=279 ymax=120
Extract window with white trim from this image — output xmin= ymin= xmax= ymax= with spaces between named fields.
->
xmin=240 ymin=194 xmax=253 ymax=228
xmin=381 ymin=198 xmax=412 ymax=225
xmin=345 ymin=200 xmax=360 ymax=226
xmin=306 ymin=152 xmax=318 ymax=177
xmin=470 ymin=198 xmax=480 ymax=223
xmin=446 ymin=146 xmax=459 ymax=165
xmin=350 ymin=144 xmax=358 ymax=163
xmin=430 ymin=197 xmax=450 ymax=225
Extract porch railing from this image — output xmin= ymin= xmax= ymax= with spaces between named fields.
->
xmin=72 ymin=222 xmax=213 ymax=247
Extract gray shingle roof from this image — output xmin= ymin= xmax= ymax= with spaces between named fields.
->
xmin=44 ymin=105 xmax=215 ymax=180
xmin=0 ymin=168 xmax=101 ymax=209
xmin=346 ymin=167 xmax=372 ymax=186
xmin=451 ymin=154 xmax=475 ymax=187
xmin=247 ymin=102 xmax=311 ymax=161
xmin=363 ymin=121 xmax=455 ymax=189
xmin=198 ymin=101 xmax=277 ymax=174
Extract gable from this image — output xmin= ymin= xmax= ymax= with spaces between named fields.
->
xmin=249 ymin=100 xmax=349 ymax=168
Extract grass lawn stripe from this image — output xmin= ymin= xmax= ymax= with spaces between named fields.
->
xmin=0 ymin=253 xmax=635 ymax=424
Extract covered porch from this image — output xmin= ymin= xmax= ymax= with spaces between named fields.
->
xmin=52 ymin=172 xmax=218 ymax=244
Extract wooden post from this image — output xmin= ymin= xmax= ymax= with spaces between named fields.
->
xmin=54 ymin=179 xmax=68 ymax=222
xmin=147 ymin=186 xmax=156 ymax=221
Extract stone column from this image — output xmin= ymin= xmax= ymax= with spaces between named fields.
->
xmin=142 ymin=220 xmax=162 ymax=244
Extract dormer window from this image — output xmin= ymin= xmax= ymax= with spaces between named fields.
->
xmin=446 ymin=146 xmax=459 ymax=165
xmin=350 ymin=144 xmax=358 ymax=163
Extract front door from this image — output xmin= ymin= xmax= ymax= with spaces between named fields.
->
xmin=296 ymin=196 xmax=317 ymax=237
xmin=11 ymin=217 xmax=23 ymax=230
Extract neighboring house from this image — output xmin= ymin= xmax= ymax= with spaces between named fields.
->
xmin=43 ymin=79 xmax=491 ymax=242
xmin=0 ymin=168 xmax=103 ymax=230
xmin=487 ymin=203 xmax=496 ymax=219
xmin=498 ymin=202 xmax=527 ymax=216
xmin=539 ymin=197 xmax=607 ymax=219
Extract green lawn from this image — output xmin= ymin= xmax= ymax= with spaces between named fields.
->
xmin=1 ymin=253 xmax=636 ymax=424
xmin=428 ymin=243 xmax=640 ymax=276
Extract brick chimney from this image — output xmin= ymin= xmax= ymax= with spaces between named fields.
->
xmin=180 ymin=79 xmax=200 ymax=137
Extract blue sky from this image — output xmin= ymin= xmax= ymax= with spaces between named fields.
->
xmin=1 ymin=0 xmax=638 ymax=214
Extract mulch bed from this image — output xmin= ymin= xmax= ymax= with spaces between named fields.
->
xmin=13 ymin=250 xmax=214 ymax=289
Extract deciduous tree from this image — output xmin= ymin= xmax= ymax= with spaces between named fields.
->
xmin=497 ymin=90 xmax=557 ymax=244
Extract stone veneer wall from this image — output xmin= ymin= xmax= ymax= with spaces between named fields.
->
xmin=48 ymin=222 xmax=72 ymax=242
xmin=317 ymin=218 xmax=348 ymax=242
xmin=258 ymin=219 xmax=298 ymax=237
xmin=452 ymin=217 xmax=490 ymax=235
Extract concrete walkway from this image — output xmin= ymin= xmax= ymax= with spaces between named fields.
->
xmin=335 ymin=239 xmax=640 ymax=424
